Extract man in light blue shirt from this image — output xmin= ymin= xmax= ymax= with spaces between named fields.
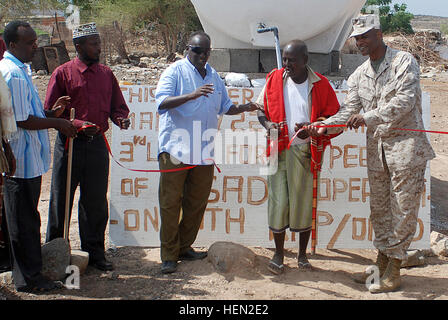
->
xmin=155 ymin=31 xmax=257 ymax=274
xmin=0 ymin=21 xmax=76 ymax=292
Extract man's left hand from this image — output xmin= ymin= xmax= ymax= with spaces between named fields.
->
xmin=118 ymin=117 xmax=131 ymax=130
xmin=294 ymin=122 xmax=310 ymax=139
xmin=346 ymin=114 xmax=366 ymax=129
xmin=50 ymin=96 xmax=71 ymax=118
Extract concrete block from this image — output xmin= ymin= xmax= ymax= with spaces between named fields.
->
xmin=331 ymin=51 xmax=340 ymax=73
xmin=340 ymin=53 xmax=369 ymax=77
xmin=229 ymin=49 xmax=260 ymax=73
xmin=209 ymin=49 xmax=231 ymax=72
xmin=260 ymin=49 xmax=281 ymax=72
xmin=308 ymin=53 xmax=332 ymax=75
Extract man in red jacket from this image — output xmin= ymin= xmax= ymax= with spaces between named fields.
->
xmin=256 ymin=40 xmax=340 ymax=274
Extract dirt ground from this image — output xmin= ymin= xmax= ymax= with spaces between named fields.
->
xmin=0 ymin=70 xmax=448 ymax=303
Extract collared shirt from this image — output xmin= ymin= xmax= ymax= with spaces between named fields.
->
xmin=0 ymin=51 xmax=51 ymax=178
xmin=324 ymin=46 xmax=435 ymax=171
xmin=155 ymin=57 xmax=233 ymax=165
xmin=283 ymin=77 xmax=310 ymax=145
xmin=257 ymin=65 xmax=322 ymax=109
xmin=44 ymin=57 xmax=129 ymax=133
xmin=256 ymin=66 xmax=324 ymax=139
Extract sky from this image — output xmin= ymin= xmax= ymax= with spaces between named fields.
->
xmin=392 ymin=0 xmax=448 ymax=17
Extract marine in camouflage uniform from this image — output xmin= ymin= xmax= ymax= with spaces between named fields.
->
xmin=306 ymin=15 xmax=435 ymax=293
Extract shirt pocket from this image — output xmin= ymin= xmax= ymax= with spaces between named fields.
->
xmin=381 ymin=82 xmax=396 ymax=102
xmin=358 ymin=90 xmax=375 ymax=110
xmin=68 ymin=83 xmax=84 ymax=99
xmin=208 ymin=90 xmax=222 ymax=114
xmin=94 ymin=83 xmax=113 ymax=114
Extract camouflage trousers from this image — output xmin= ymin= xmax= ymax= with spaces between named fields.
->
xmin=367 ymin=156 xmax=426 ymax=261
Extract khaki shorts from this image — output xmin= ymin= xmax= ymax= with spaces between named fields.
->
xmin=267 ymin=143 xmax=315 ymax=233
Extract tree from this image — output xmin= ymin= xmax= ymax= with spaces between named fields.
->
xmin=362 ymin=0 xmax=414 ymax=34
xmin=91 ymin=0 xmax=201 ymax=56
xmin=0 ymin=0 xmax=64 ymax=24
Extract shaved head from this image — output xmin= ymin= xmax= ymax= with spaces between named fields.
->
xmin=282 ymin=40 xmax=308 ymax=83
xmin=283 ymin=40 xmax=308 ymax=60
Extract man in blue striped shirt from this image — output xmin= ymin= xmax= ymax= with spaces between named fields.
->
xmin=0 ymin=21 xmax=76 ymax=292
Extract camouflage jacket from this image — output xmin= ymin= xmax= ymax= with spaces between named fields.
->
xmin=324 ymin=46 xmax=435 ymax=171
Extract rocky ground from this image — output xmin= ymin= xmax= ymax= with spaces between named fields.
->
xmin=1 ymin=37 xmax=448 ymax=303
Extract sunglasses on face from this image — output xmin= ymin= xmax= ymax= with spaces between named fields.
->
xmin=188 ymin=45 xmax=211 ymax=55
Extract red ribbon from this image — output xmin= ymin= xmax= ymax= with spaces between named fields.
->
xmin=102 ymin=132 xmax=221 ymax=173
xmin=67 ymin=124 xmax=221 ymax=174
xmin=288 ymin=124 xmax=445 ymax=148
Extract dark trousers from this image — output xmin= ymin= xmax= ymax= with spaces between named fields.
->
xmin=1 ymin=175 xmax=11 ymax=271
xmin=0 ymin=207 xmax=11 ymax=272
xmin=46 ymin=132 xmax=109 ymax=261
xmin=3 ymin=176 xmax=42 ymax=289
xmin=158 ymin=153 xmax=214 ymax=262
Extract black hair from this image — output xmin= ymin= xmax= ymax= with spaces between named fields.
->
xmin=3 ymin=21 xmax=32 ymax=49
xmin=189 ymin=30 xmax=211 ymax=43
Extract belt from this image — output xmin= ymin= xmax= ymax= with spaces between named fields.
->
xmin=76 ymin=132 xmax=102 ymax=142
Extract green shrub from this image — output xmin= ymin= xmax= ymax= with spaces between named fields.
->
xmin=441 ymin=23 xmax=448 ymax=35
xmin=362 ymin=0 xmax=414 ymax=34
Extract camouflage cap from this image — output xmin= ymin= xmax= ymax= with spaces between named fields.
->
xmin=349 ymin=14 xmax=381 ymax=37
xmin=72 ymin=22 xmax=99 ymax=39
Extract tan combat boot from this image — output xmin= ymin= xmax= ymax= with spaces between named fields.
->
xmin=353 ymin=250 xmax=389 ymax=284
xmin=368 ymin=258 xmax=402 ymax=293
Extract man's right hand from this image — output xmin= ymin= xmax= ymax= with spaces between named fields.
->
xmin=304 ymin=121 xmax=327 ymax=137
xmin=190 ymin=84 xmax=214 ymax=99
xmin=81 ymin=121 xmax=99 ymax=137
xmin=265 ymin=121 xmax=279 ymax=139
xmin=56 ymin=119 xmax=77 ymax=138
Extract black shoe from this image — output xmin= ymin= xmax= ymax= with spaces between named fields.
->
xmin=178 ymin=248 xmax=207 ymax=261
xmin=17 ymin=275 xmax=61 ymax=293
xmin=161 ymin=261 xmax=177 ymax=274
xmin=89 ymin=258 xmax=114 ymax=271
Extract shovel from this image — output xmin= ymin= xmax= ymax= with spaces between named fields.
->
xmin=64 ymin=108 xmax=76 ymax=240
xmin=62 ymin=108 xmax=89 ymax=274
xmin=42 ymin=108 xmax=88 ymax=281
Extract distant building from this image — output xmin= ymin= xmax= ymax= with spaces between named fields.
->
xmin=21 ymin=9 xmax=75 ymax=50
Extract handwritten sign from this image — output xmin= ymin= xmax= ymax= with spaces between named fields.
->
xmin=109 ymin=86 xmax=431 ymax=249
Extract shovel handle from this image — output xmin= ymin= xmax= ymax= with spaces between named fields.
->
xmin=63 ymin=108 xmax=76 ymax=240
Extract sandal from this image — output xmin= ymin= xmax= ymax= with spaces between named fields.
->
xmin=268 ymin=260 xmax=284 ymax=275
xmin=298 ymin=260 xmax=312 ymax=270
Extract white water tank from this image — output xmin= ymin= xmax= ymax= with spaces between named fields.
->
xmin=191 ymin=0 xmax=366 ymax=54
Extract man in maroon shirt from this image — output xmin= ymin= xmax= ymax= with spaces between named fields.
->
xmin=44 ymin=23 xmax=130 ymax=271
xmin=0 ymin=36 xmax=6 ymax=59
